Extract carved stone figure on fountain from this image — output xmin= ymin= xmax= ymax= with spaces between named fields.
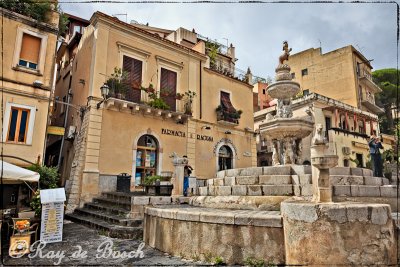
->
xmin=272 ymin=141 xmax=280 ymax=166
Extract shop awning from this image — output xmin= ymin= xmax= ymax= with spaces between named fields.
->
xmin=0 ymin=160 xmax=40 ymax=184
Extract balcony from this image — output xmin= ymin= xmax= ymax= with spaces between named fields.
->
xmin=329 ymin=127 xmax=369 ymax=139
xmin=216 ymin=110 xmax=240 ymax=126
xmin=358 ymin=70 xmax=382 ymax=93
xmin=102 ymin=88 xmax=191 ymax=123
xmin=360 ymin=91 xmax=384 ymax=114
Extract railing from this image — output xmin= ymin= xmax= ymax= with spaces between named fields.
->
xmin=216 ymin=110 xmax=239 ymax=125
xmin=107 ymin=88 xmax=188 ymax=114
xmin=360 ymin=91 xmax=375 ymax=104
xmin=329 ymin=127 xmax=369 ymax=139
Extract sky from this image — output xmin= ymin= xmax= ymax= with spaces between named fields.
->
xmin=60 ymin=1 xmax=398 ymax=80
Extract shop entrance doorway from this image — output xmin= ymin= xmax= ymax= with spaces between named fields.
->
xmin=135 ymin=135 xmax=158 ymax=185
xmin=218 ymin=145 xmax=233 ymax=171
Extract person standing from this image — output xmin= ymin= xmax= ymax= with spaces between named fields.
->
xmin=183 ymin=155 xmax=193 ymax=197
xmin=368 ymin=135 xmax=384 ymax=177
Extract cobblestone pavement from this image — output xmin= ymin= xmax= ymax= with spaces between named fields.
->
xmin=1 ymin=220 xmax=208 ymax=266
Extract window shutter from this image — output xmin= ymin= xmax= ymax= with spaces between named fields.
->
xmin=20 ymin=34 xmax=41 ymax=64
xmin=122 ymin=55 xmax=142 ymax=103
xmin=160 ymin=68 xmax=177 ymax=111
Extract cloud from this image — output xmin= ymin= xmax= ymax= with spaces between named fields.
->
xmin=60 ymin=2 xmax=398 ymax=78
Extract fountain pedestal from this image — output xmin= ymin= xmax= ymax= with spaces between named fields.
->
xmin=281 ymin=201 xmax=396 ymax=265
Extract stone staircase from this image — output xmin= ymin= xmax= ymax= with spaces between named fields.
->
xmin=66 ymin=192 xmax=145 ymax=239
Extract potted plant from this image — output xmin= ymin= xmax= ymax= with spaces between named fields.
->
xmin=106 ymin=67 xmax=129 ymax=99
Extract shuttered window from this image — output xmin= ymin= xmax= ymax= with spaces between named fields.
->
xmin=7 ymin=107 xmax=30 ymax=143
xmin=220 ymin=91 xmax=236 ymax=113
xmin=122 ymin=55 xmax=143 ymax=103
xmin=19 ymin=33 xmax=41 ymax=69
xmin=160 ymin=68 xmax=177 ymax=111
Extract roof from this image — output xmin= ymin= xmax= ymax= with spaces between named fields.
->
xmin=64 ymin=12 xmax=90 ymax=25
xmin=90 ymin=11 xmax=207 ymax=60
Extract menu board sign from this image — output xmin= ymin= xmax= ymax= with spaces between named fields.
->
xmin=40 ymin=202 xmax=64 ymax=243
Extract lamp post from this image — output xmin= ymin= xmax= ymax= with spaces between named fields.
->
xmin=96 ymin=83 xmax=109 ymax=109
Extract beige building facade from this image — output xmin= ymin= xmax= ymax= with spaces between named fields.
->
xmin=288 ymin=45 xmax=384 ymax=115
xmin=51 ymin=12 xmax=256 ymax=207
xmin=0 ymin=7 xmax=59 ymax=166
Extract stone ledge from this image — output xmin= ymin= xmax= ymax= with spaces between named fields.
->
xmin=144 ymin=205 xmax=283 ymax=227
xmin=259 ymin=175 xmax=292 ymax=185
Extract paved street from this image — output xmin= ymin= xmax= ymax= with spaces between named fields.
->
xmin=2 ymin=220 xmax=207 ymax=266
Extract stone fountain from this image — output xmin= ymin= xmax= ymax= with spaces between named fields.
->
xmin=259 ymin=41 xmax=314 ymax=165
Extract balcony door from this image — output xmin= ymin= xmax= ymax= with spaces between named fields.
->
xmin=160 ymin=68 xmax=177 ymax=111
xmin=123 ymin=55 xmax=142 ymax=103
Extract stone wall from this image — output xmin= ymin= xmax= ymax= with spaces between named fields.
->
xmin=144 ymin=206 xmax=285 ymax=265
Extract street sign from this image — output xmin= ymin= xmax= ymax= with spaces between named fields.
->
xmin=47 ymin=126 xmax=65 ymax=136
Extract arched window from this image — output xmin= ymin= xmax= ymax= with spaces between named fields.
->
xmin=218 ymin=145 xmax=233 ymax=171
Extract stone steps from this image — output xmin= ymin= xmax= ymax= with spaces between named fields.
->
xmin=93 ymin=197 xmax=132 ymax=210
xmin=74 ymin=207 xmax=142 ymax=227
xmin=65 ymin=212 xmax=142 ymax=239
xmin=85 ymin=202 xmax=131 ymax=215
xmin=334 ymin=185 xmax=397 ymax=198
xmin=199 ymin=184 xmax=295 ymax=196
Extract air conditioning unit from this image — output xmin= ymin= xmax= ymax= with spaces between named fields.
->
xmin=342 ymin=146 xmax=351 ymax=155
xmin=67 ymin=125 xmax=76 ymax=139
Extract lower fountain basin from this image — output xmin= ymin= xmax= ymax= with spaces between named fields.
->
xmin=260 ymin=117 xmax=314 ymax=140
xmin=311 ymin=155 xmax=339 ymax=169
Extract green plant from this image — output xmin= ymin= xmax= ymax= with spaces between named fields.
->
xmin=203 ymin=252 xmax=213 ymax=262
xmin=143 ymin=175 xmax=163 ymax=185
xmin=1 ymin=0 xmax=52 ymax=23
xmin=141 ymin=84 xmax=171 ymax=110
xmin=58 ymin=12 xmax=69 ymax=36
xmin=244 ymin=257 xmax=265 ymax=267
xmin=148 ymin=98 xmax=170 ymax=110
xmin=30 ymin=190 xmax=41 ymax=216
xmin=213 ymin=256 xmax=225 ymax=265
xmin=206 ymin=42 xmax=220 ymax=69
xmin=192 ymin=253 xmax=200 ymax=262
xmin=28 ymin=164 xmax=59 ymax=189
xmin=106 ymin=67 xmax=130 ymax=97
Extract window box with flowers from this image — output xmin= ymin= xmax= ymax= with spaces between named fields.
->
xmin=216 ymin=105 xmax=242 ymax=125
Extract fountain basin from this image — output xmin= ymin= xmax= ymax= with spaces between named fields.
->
xmin=311 ymin=155 xmax=338 ymax=169
xmin=260 ymin=117 xmax=314 ymax=140
xmin=267 ymin=80 xmax=300 ymax=99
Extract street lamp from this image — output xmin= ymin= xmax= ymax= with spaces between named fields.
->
xmin=96 ymin=83 xmax=109 ymax=109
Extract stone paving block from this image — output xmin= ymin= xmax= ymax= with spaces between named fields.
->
xmin=263 ymin=166 xmax=292 ymax=175
xmin=362 ymin=168 xmax=373 ymax=177
xmin=150 ymin=197 xmax=172 ymax=205
xmin=364 ymin=176 xmax=382 ymax=186
xmin=207 ymin=179 xmax=214 ymax=186
xmin=199 ymin=186 xmax=208 ymax=196
xmin=225 ymin=168 xmax=240 ymax=177
xmin=333 ymin=185 xmax=351 ymax=196
xmin=382 ymin=178 xmax=390 ymax=185
xmin=380 ymin=185 xmax=398 ymax=198
xmin=239 ymin=167 xmax=263 ymax=176
xmin=299 ymin=174 xmax=312 ymax=185
xmin=214 ymin=178 xmax=225 ymax=186
xmin=199 ymin=211 xmax=235 ymax=224
xmin=132 ymin=196 xmax=150 ymax=205
xmin=291 ymin=165 xmax=312 ymax=175
xmin=208 ymin=186 xmax=216 ymax=196
xmin=301 ymin=184 xmax=313 ymax=196
xmin=247 ymin=185 xmax=262 ymax=196
xmin=224 ymin=176 xmax=236 ymax=186
xmin=259 ymin=175 xmax=292 ymax=185
xmin=216 ymin=170 xmax=225 ymax=178
xmin=236 ymin=175 xmax=258 ymax=185
xmin=196 ymin=179 xmax=207 ymax=187
xmin=232 ymin=185 xmax=247 ymax=196
xmin=176 ymin=210 xmax=201 ymax=221
xmin=330 ymin=167 xmax=351 ymax=176
xmin=262 ymin=185 xmax=293 ymax=196
xmin=330 ymin=175 xmax=364 ymax=185
xmin=346 ymin=205 xmax=369 ymax=222
xmin=234 ymin=212 xmax=282 ymax=227
xmin=370 ymin=205 xmax=389 ymax=225
xmin=350 ymin=185 xmax=380 ymax=197
xmin=350 ymin=167 xmax=363 ymax=176
xmin=215 ymin=186 xmax=232 ymax=196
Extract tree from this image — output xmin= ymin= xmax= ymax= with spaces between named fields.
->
xmin=372 ymin=68 xmax=399 ymax=134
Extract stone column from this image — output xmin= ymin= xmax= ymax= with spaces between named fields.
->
xmin=171 ymin=155 xmax=187 ymax=196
